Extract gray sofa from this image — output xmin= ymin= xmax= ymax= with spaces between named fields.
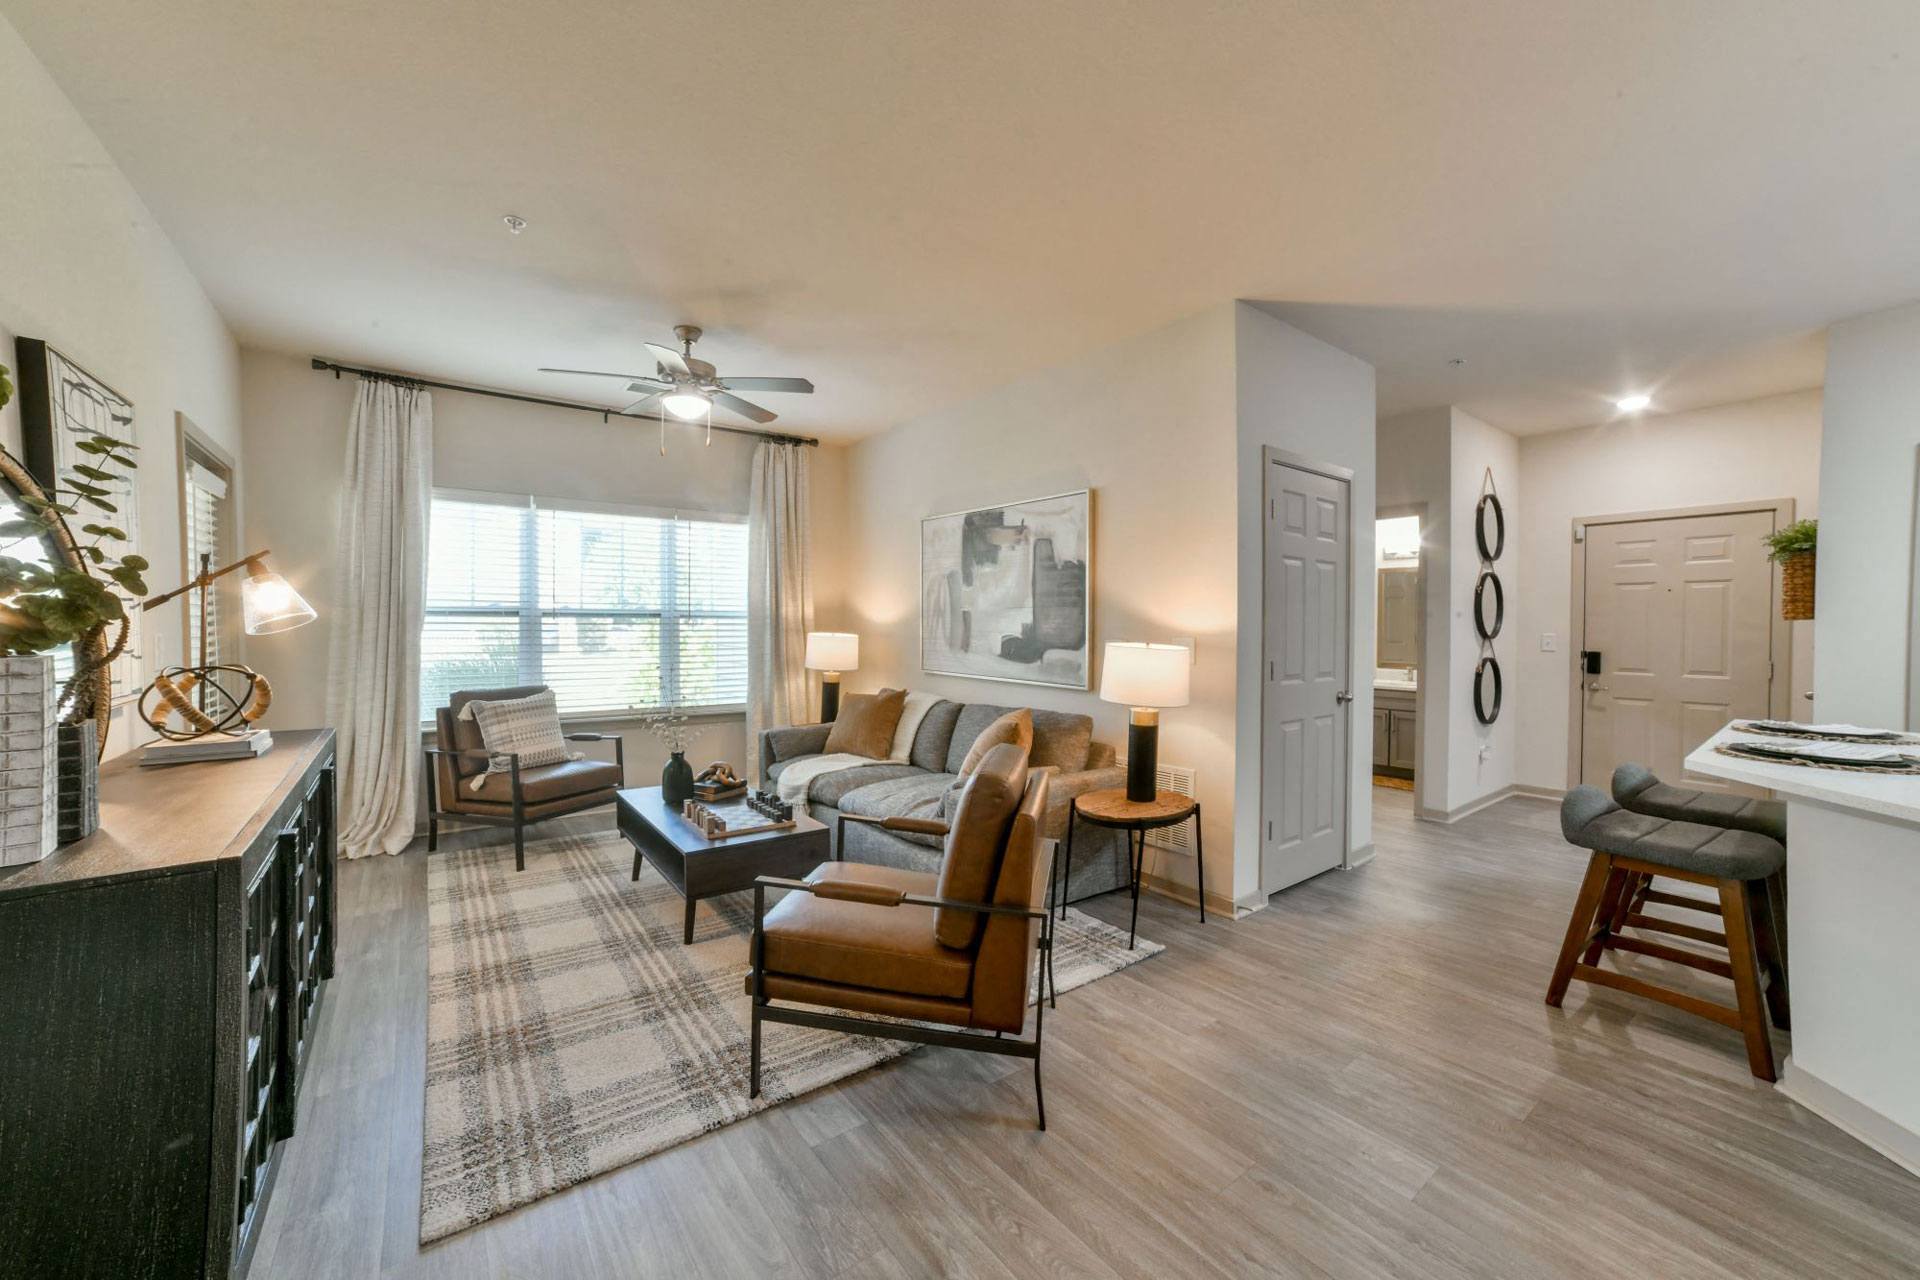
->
xmin=758 ymin=698 xmax=1131 ymax=904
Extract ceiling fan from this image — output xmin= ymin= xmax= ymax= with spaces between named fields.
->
xmin=540 ymin=325 xmax=814 ymax=426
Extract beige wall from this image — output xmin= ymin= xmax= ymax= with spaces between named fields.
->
xmin=1815 ymin=303 xmax=1920 ymax=727
xmin=0 ymin=13 xmax=241 ymax=756
xmin=238 ymin=346 xmax=854 ymax=790
xmin=841 ymin=304 xmax=1240 ymax=904
xmin=1514 ymin=387 xmax=1822 ymax=790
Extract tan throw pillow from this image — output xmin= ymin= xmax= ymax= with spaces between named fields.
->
xmin=957 ymin=708 xmax=1033 ymax=779
xmin=463 ymin=689 xmax=577 ymax=791
xmin=824 ymin=687 xmax=907 ymax=759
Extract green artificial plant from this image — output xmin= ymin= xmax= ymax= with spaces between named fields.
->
xmin=0 ymin=360 xmax=150 ymax=723
xmin=1763 ymin=518 xmax=1817 ymax=563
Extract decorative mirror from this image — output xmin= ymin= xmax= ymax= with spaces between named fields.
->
xmin=0 ymin=449 xmax=113 ymax=754
xmin=1475 ymin=492 xmax=1505 ymax=562
xmin=1473 ymin=655 xmax=1503 ymax=725
xmin=1473 ymin=569 xmax=1505 ymax=641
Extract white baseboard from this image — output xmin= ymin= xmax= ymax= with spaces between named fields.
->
xmin=1777 ymin=1058 xmax=1920 ymax=1180
xmin=1343 ymin=842 xmax=1376 ymax=868
xmin=1416 ymin=783 xmax=1559 ymax=825
xmin=1137 ymin=868 xmax=1244 ymax=919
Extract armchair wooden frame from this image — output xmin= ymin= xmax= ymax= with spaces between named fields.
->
xmin=422 ymin=732 xmax=624 ymax=870
xmin=747 ymin=839 xmax=1060 ymax=1130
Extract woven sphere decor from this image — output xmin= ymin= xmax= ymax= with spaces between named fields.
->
xmin=1781 ymin=551 xmax=1815 ymax=621
xmin=138 ymin=664 xmax=274 ymax=741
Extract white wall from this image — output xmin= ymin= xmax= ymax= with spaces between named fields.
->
xmin=1377 ymin=408 xmax=1452 ymax=801
xmin=1515 ymin=388 xmax=1823 ymax=789
xmin=1234 ymin=304 xmax=1378 ymax=896
xmin=841 ymin=304 xmax=1240 ymax=904
xmin=1444 ymin=409 xmax=1519 ymax=813
xmin=238 ymin=347 xmax=854 ymax=787
xmin=1814 ymin=304 xmax=1920 ymax=727
xmin=0 ymin=13 xmax=241 ymax=757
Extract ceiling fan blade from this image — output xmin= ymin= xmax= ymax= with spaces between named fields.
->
xmin=645 ymin=342 xmax=692 ymax=379
xmin=625 ymin=378 xmax=671 ymax=393
xmin=718 ymin=376 xmax=815 ymax=395
xmin=712 ymin=391 xmax=778 ymax=424
xmin=616 ymin=392 xmax=665 ymax=416
xmin=539 ymin=366 xmax=659 ymax=382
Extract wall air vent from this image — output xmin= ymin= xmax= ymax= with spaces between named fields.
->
xmin=1144 ymin=762 xmax=1197 ymax=854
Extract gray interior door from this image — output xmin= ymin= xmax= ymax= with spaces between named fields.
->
xmin=1263 ymin=458 xmax=1350 ymax=894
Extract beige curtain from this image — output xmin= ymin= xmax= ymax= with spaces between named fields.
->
xmin=747 ymin=441 xmax=813 ymax=777
xmin=327 ymin=377 xmax=432 ymax=858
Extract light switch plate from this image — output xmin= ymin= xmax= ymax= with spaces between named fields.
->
xmin=1541 ymin=633 xmax=1557 ymax=652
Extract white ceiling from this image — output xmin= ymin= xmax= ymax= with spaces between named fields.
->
xmin=8 ymin=1 xmax=1917 ymax=440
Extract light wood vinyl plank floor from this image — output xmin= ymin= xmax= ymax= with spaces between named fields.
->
xmin=250 ymin=790 xmax=1920 ymax=1279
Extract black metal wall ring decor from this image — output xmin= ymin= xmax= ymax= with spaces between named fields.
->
xmin=1476 ymin=492 xmax=1505 ymax=562
xmin=1473 ymin=656 xmax=1503 ymax=725
xmin=1474 ymin=569 xmax=1505 ymax=641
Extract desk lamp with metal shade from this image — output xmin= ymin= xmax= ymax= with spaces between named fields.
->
xmin=1099 ymin=641 xmax=1191 ymax=802
xmin=804 ymin=631 xmax=859 ymax=723
xmin=138 ymin=549 xmax=317 ymax=739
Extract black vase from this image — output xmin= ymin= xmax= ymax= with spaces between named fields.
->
xmin=661 ymin=750 xmax=695 ymax=807
xmin=56 ymin=721 xmax=99 ymax=845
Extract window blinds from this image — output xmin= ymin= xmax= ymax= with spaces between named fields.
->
xmin=421 ymin=493 xmax=749 ymax=720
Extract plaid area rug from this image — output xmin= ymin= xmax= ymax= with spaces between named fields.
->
xmin=420 ymin=830 xmax=1163 ymax=1242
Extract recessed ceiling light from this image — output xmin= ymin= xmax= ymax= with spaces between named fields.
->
xmin=502 ymin=214 xmax=528 ymax=235
xmin=1615 ymin=393 xmax=1651 ymax=413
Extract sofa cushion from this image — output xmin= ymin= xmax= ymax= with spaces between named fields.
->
xmin=762 ymin=863 xmax=973 ymax=999
xmin=464 ymin=758 xmax=623 ymax=805
xmin=910 ymin=700 xmax=964 ymax=772
xmin=766 ymin=758 xmax=923 ymax=806
xmin=825 ymin=688 xmax=907 ymax=758
xmin=958 ymin=708 xmax=1033 ymax=778
xmin=944 ymin=702 xmax=1093 ymax=774
xmin=838 ymin=773 xmax=958 ymax=849
xmin=935 ymin=743 xmax=1029 ymax=949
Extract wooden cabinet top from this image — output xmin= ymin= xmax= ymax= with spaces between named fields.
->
xmin=0 ymin=728 xmax=334 ymax=899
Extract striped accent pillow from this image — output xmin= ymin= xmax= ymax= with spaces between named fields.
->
xmin=461 ymin=690 xmax=577 ymax=791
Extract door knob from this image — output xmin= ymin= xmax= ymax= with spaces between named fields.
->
xmin=1335 ymin=690 xmax=1354 ymax=705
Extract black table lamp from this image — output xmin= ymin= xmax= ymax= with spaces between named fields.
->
xmin=1099 ymin=641 xmax=1191 ymax=802
xmin=804 ymin=631 xmax=859 ymax=723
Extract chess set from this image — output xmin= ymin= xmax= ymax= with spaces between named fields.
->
xmin=680 ymin=788 xmax=797 ymax=840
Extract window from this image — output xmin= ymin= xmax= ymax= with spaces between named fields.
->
xmin=421 ymin=492 xmax=749 ymax=720
xmin=182 ymin=449 xmax=233 ymax=668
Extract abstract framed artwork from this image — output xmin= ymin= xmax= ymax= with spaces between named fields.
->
xmin=921 ymin=489 xmax=1091 ymax=689
xmin=14 ymin=338 xmax=144 ymax=703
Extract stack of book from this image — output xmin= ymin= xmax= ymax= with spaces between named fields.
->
xmin=141 ymin=729 xmax=274 ymax=767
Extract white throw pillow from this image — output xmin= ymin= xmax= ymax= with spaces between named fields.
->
xmin=461 ymin=690 xmax=577 ymax=791
xmin=888 ymin=691 xmax=940 ymax=763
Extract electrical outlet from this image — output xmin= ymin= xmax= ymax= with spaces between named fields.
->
xmin=1541 ymin=633 xmax=1557 ymax=652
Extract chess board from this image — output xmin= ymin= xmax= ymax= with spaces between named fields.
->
xmin=679 ymin=791 xmax=797 ymax=840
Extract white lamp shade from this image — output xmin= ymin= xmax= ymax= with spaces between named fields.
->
xmin=804 ymin=631 xmax=860 ymax=672
xmin=241 ymin=569 xmax=318 ymax=635
xmin=1099 ymin=641 xmax=1190 ymax=708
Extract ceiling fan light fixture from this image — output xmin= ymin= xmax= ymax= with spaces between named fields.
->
xmin=661 ymin=389 xmax=711 ymax=421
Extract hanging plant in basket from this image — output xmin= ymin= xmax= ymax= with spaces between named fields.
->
xmin=1765 ymin=518 xmax=1817 ymax=622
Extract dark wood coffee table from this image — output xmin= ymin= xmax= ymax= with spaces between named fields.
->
xmin=616 ymin=786 xmax=830 ymax=944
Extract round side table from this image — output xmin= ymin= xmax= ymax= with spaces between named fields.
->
xmin=1060 ymin=788 xmax=1203 ymax=948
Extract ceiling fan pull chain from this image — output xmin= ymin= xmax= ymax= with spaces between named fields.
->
xmin=659 ymin=414 xmax=666 ymax=457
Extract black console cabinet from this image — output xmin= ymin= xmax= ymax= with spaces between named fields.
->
xmin=0 ymin=729 xmax=337 ymax=1279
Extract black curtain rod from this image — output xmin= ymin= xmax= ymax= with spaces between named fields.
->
xmin=307 ymin=357 xmax=821 ymax=448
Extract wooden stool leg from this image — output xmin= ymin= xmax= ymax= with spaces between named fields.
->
xmin=1747 ymin=876 xmax=1791 ymax=1032
xmin=1717 ymin=878 xmax=1777 ymax=1082
xmin=1583 ymin=867 xmax=1631 ymax=965
xmin=1548 ymin=852 xmax=1615 ymax=1007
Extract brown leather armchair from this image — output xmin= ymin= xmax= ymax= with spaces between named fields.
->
xmin=422 ymin=685 xmax=626 ymax=870
xmin=747 ymin=743 xmax=1058 ymax=1128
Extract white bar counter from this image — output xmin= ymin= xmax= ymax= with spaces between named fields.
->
xmin=1686 ymin=724 xmax=1920 ymax=1177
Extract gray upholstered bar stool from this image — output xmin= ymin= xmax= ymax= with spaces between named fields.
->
xmin=1609 ymin=764 xmax=1790 ymax=979
xmin=1547 ymin=787 xmax=1789 ymax=1080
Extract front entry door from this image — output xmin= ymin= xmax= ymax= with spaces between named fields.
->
xmin=1263 ymin=458 xmax=1350 ymax=894
xmin=1580 ymin=508 xmax=1777 ymax=789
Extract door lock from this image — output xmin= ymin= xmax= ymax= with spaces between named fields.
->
xmin=1335 ymin=690 xmax=1354 ymax=705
